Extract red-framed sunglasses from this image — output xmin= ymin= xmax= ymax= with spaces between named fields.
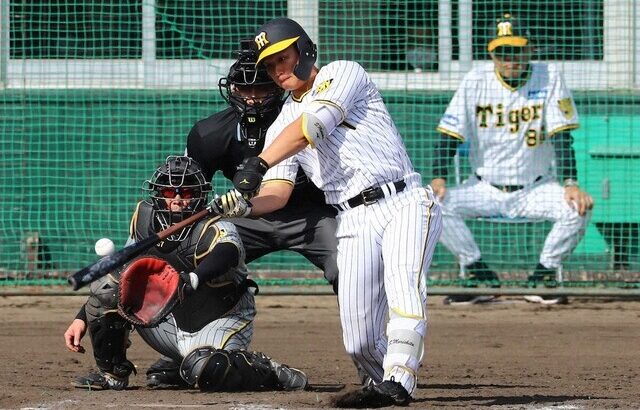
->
xmin=159 ymin=187 xmax=199 ymax=199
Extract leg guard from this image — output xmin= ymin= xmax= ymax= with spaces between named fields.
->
xmin=146 ymin=356 xmax=189 ymax=388
xmin=85 ymin=274 xmax=133 ymax=375
xmin=180 ymin=348 xmax=307 ymax=392
xmin=382 ymin=316 xmax=426 ymax=396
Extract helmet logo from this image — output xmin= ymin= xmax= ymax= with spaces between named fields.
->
xmin=255 ymin=32 xmax=269 ymax=49
xmin=497 ymin=21 xmax=513 ymax=37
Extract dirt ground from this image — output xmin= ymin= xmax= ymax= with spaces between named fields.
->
xmin=0 ymin=294 xmax=639 ymax=410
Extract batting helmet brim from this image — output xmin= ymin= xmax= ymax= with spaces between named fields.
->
xmin=256 ymin=36 xmax=300 ymax=65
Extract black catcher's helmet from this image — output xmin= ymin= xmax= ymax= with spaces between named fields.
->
xmin=144 ymin=156 xmax=211 ymax=241
xmin=253 ymin=17 xmax=317 ymax=81
xmin=218 ymin=39 xmax=284 ymax=144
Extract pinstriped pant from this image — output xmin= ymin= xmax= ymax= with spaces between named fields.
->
xmin=335 ymin=183 xmax=442 ymax=392
xmin=136 ymin=292 xmax=256 ymax=361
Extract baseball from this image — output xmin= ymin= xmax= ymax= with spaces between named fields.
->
xmin=94 ymin=238 xmax=115 ymax=257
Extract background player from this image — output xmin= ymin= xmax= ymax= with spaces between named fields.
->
xmin=217 ymin=18 xmax=442 ymax=408
xmin=431 ymin=13 xmax=593 ymax=304
xmin=63 ymin=156 xmax=307 ymax=392
xmin=143 ymin=40 xmax=341 ymax=388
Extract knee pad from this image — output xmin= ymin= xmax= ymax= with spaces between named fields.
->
xmin=383 ymin=317 xmax=426 ymax=377
xmin=85 ymin=274 xmax=120 ymax=324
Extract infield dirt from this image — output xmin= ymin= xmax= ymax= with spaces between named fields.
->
xmin=0 ymin=294 xmax=638 ymax=409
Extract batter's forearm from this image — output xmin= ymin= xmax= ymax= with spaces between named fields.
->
xmin=259 ymin=117 xmax=309 ymax=167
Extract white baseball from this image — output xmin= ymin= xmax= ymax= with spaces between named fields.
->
xmin=94 ymin=238 xmax=115 ymax=257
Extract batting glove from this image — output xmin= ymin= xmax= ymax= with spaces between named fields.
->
xmin=212 ymin=189 xmax=252 ymax=218
xmin=233 ymin=157 xmax=269 ymax=200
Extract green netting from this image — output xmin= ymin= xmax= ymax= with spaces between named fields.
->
xmin=1 ymin=1 xmax=638 ymax=289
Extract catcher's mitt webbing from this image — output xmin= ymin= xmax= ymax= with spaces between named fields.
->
xmin=117 ymin=256 xmax=180 ymax=327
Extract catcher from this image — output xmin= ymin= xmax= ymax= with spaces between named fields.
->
xmin=63 ymin=156 xmax=307 ymax=392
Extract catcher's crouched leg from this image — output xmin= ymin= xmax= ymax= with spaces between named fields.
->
xmin=73 ymin=275 xmax=136 ymax=391
xmin=179 ymin=347 xmax=308 ymax=392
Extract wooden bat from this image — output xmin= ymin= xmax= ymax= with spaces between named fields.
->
xmin=68 ymin=206 xmax=221 ymax=290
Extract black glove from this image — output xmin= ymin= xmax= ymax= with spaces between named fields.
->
xmin=233 ymin=157 xmax=269 ymax=200
xmin=178 ymin=271 xmax=198 ymax=302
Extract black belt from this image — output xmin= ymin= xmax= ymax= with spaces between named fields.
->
xmin=341 ymin=180 xmax=407 ymax=210
xmin=475 ymin=174 xmax=542 ymax=193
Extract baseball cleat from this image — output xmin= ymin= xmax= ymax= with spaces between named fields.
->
xmin=272 ymin=362 xmax=309 ymax=391
xmin=146 ymin=357 xmax=190 ymax=388
xmin=72 ymin=370 xmax=130 ymax=391
xmin=334 ymin=379 xmax=411 ymax=408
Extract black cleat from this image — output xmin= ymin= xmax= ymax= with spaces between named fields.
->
xmin=72 ymin=361 xmax=136 ymax=391
xmin=272 ymin=361 xmax=309 ymax=391
xmin=146 ymin=357 xmax=189 ymax=388
xmin=334 ymin=379 xmax=410 ymax=408
xmin=528 ymin=263 xmax=558 ymax=287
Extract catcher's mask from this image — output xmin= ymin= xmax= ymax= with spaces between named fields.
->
xmin=253 ymin=17 xmax=317 ymax=81
xmin=218 ymin=39 xmax=284 ymax=144
xmin=144 ymin=156 xmax=211 ymax=241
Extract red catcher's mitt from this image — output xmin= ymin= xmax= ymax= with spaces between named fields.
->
xmin=117 ymin=256 xmax=180 ymax=327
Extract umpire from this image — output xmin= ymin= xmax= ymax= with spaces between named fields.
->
xmin=145 ymin=40 xmax=339 ymax=387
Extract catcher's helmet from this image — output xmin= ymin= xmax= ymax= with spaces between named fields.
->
xmin=218 ymin=39 xmax=284 ymax=139
xmin=253 ymin=17 xmax=317 ymax=81
xmin=144 ymin=156 xmax=211 ymax=241
xmin=488 ymin=13 xmax=531 ymax=52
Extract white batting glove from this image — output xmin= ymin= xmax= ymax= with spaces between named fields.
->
xmin=212 ymin=189 xmax=252 ymax=218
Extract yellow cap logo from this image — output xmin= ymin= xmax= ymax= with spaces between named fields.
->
xmin=255 ymin=32 xmax=269 ymax=50
xmin=497 ymin=21 xmax=513 ymax=37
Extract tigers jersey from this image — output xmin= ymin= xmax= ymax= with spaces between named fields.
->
xmin=436 ymin=62 xmax=579 ymax=186
xmin=262 ymin=60 xmax=417 ymax=205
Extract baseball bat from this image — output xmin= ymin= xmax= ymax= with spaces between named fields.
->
xmin=67 ymin=206 xmax=221 ymax=290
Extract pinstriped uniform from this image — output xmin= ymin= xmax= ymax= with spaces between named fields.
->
xmin=436 ymin=63 xmax=589 ymax=268
xmin=263 ymin=60 xmax=442 ymax=395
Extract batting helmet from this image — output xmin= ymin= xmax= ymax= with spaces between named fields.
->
xmin=488 ymin=13 xmax=531 ymax=52
xmin=144 ymin=156 xmax=211 ymax=241
xmin=218 ymin=39 xmax=284 ymax=135
xmin=253 ymin=17 xmax=317 ymax=81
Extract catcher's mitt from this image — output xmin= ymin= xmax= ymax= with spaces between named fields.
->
xmin=117 ymin=256 xmax=180 ymax=327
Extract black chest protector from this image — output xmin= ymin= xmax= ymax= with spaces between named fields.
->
xmin=133 ymin=202 xmax=251 ymax=333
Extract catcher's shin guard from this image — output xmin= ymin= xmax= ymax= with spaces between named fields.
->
xmin=180 ymin=347 xmax=308 ymax=392
xmin=85 ymin=275 xmax=134 ymax=375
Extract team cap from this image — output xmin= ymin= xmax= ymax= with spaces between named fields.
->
xmin=488 ymin=13 xmax=530 ymax=52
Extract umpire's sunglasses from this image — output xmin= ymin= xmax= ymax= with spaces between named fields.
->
xmin=159 ymin=187 xmax=199 ymax=199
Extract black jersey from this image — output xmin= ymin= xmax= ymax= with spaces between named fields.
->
xmin=186 ymin=107 xmax=330 ymax=217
